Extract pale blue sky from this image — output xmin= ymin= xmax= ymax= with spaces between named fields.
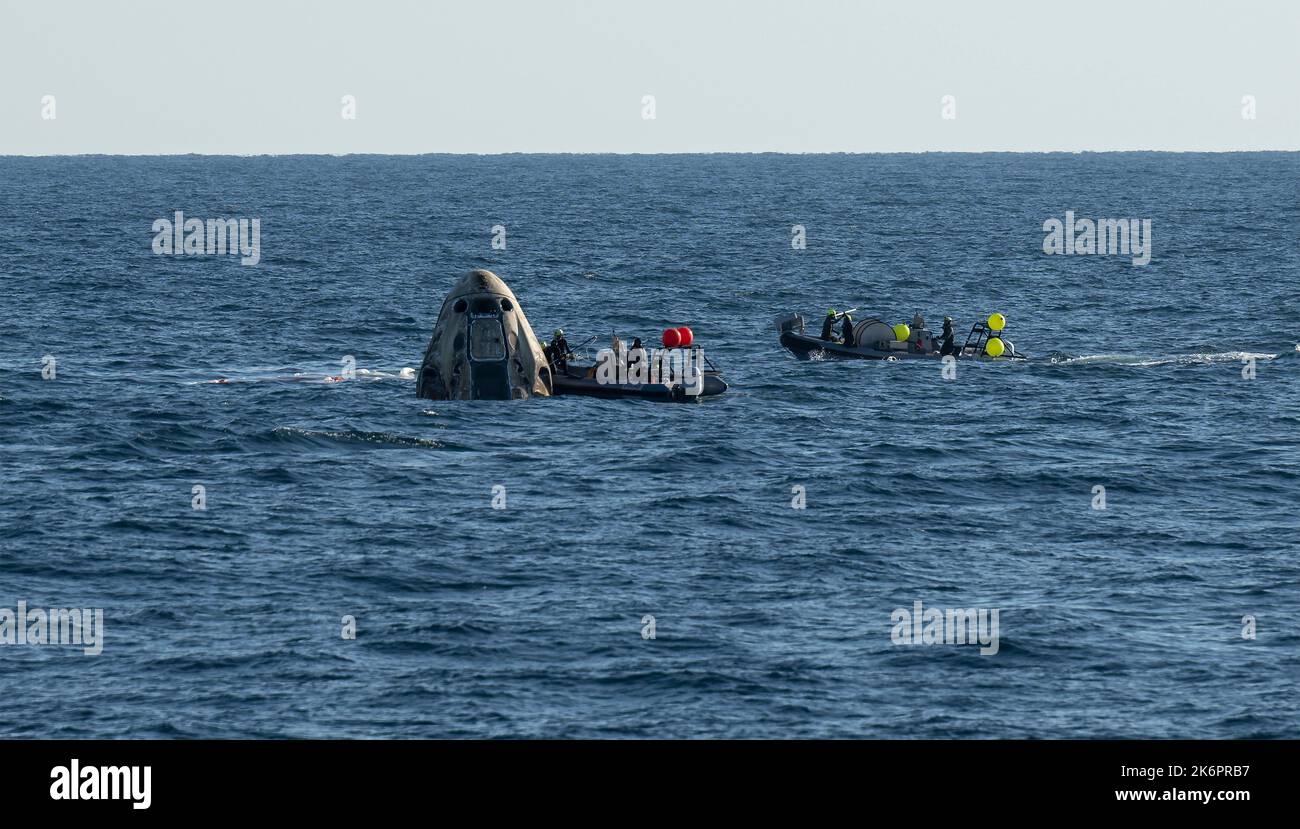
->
xmin=1 ymin=0 xmax=1296 ymax=153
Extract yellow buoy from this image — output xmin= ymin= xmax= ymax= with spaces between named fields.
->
xmin=988 ymin=312 xmax=1006 ymax=332
xmin=892 ymin=323 xmax=911 ymax=341
xmin=985 ymin=337 xmax=1005 ymax=357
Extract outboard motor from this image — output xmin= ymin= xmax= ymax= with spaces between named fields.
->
xmin=775 ymin=312 xmax=804 ymax=334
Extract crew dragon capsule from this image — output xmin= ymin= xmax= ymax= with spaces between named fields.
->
xmin=415 ymin=269 xmax=552 ymax=400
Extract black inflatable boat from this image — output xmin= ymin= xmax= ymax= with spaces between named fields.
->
xmin=549 ymin=347 xmax=728 ymax=402
xmin=776 ymin=313 xmax=1027 ymax=361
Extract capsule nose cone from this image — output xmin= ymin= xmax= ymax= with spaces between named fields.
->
xmin=452 ymin=268 xmax=517 ymax=300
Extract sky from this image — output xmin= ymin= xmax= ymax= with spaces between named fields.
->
xmin=1 ymin=0 xmax=1296 ymax=154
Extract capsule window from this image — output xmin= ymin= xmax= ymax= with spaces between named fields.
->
xmin=453 ymin=299 xmax=468 ymax=313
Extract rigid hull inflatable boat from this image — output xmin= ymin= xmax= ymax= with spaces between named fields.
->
xmin=550 ymin=346 xmax=728 ymax=402
xmin=776 ymin=313 xmax=1027 ymax=361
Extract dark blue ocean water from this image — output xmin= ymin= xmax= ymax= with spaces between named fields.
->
xmin=1 ymin=153 xmax=1298 ymax=738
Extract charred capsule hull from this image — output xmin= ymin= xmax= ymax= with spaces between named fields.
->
xmin=416 ymin=270 xmax=552 ymax=400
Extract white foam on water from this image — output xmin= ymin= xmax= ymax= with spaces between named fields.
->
xmin=1049 ymin=351 xmax=1280 ymax=367
xmin=190 ymin=367 xmax=418 ymax=385
xmin=272 ymin=426 xmax=443 ymax=448
xmin=355 ymin=368 xmax=415 ymax=381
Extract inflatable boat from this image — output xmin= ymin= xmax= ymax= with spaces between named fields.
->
xmin=776 ymin=312 xmax=1027 ymax=361
xmin=549 ymin=346 xmax=728 ymax=402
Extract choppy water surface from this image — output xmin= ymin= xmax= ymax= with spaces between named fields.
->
xmin=1 ymin=153 xmax=1297 ymax=737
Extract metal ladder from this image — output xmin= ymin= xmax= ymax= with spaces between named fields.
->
xmin=961 ymin=322 xmax=990 ymax=357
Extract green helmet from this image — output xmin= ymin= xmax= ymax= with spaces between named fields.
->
xmin=828 ymin=309 xmax=837 ymax=316
xmin=554 ymin=329 xmax=564 ymax=338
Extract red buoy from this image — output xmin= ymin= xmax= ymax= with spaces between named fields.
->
xmin=662 ymin=328 xmax=682 ymax=348
xmin=676 ymin=326 xmax=694 ymax=347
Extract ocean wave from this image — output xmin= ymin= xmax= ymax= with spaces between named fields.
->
xmin=269 ymin=426 xmax=444 ymax=448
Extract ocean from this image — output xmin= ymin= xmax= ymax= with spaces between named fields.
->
xmin=1 ymin=152 xmax=1297 ymax=737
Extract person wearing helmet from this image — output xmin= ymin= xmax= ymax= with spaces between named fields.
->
xmin=820 ymin=309 xmax=838 ymax=342
xmin=839 ymin=310 xmax=855 ymax=346
xmin=625 ymin=337 xmax=647 ymax=383
xmin=939 ymin=316 xmax=957 ymax=356
xmin=546 ymin=328 xmax=572 ymax=371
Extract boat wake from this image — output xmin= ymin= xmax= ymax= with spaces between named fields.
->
xmin=192 ymin=367 xmax=416 ymax=385
xmin=1041 ymin=350 xmax=1285 ymax=367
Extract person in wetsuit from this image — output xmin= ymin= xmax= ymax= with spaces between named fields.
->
xmin=820 ymin=309 xmax=838 ymax=342
xmin=626 ymin=337 xmax=646 ymax=379
xmin=939 ymin=317 xmax=957 ymax=356
xmin=840 ymin=311 xmax=855 ymax=346
xmin=547 ymin=328 xmax=572 ymax=371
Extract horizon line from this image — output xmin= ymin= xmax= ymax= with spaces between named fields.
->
xmin=3 ymin=148 xmax=1298 ymax=158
